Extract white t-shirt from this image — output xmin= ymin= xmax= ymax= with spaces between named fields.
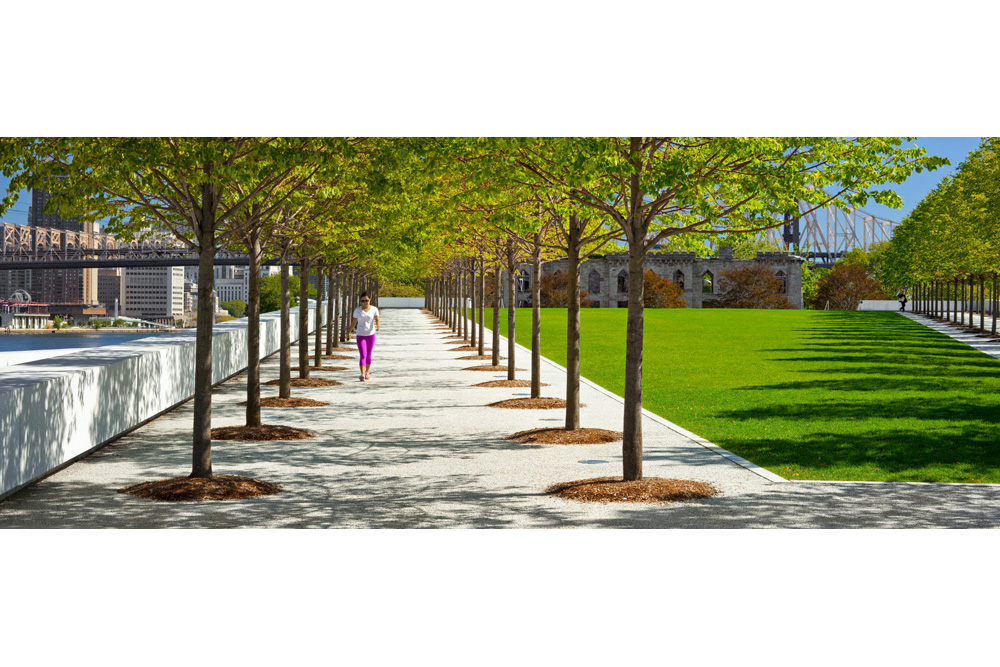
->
xmin=352 ymin=306 xmax=380 ymax=336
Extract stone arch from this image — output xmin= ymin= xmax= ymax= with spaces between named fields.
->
xmin=673 ymin=270 xmax=685 ymax=290
xmin=617 ymin=269 xmax=628 ymax=293
xmin=776 ymin=270 xmax=787 ymax=294
xmin=702 ymin=271 xmax=714 ymax=294
xmin=588 ymin=270 xmax=601 ymax=294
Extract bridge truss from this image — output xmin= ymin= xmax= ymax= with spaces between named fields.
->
xmin=764 ymin=201 xmax=899 ymax=267
xmin=0 ymin=223 xmax=262 ymax=269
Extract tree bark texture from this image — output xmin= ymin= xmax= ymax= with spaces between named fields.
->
xmin=470 ymin=263 xmax=477 ymax=348
xmin=565 ymin=215 xmax=582 ymax=431
xmin=192 ymin=226 xmax=217 ymax=478
xmin=279 ymin=254 xmax=292 ymax=399
xmin=314 ymin=265 xmax=324 ymax=367
xmin=298 ymin=256 xmax=310 ymax=379
xmin=492 ymin=266 xmax=501 ymax=367
xmin=478 ymin=257 xmax=486 ymax=357
xmin=622 ymin=245 xmax=646 ymax=481
xmin=326 ymin=266 xmax=335 ymax=355
xmin=530 ymin=232 xmax=542 ymax=399
xmin=981 ymin=275 xmax=986 ymax=333
xmin=622 ymin=139 xmax=646 ymax=482
xmin=245 ymin=229 xmax=262 ymax=428
xmin=506 ymin=241 xmax=516 ymax=382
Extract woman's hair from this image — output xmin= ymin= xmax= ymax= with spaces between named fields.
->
xmin=360 ymin=292 xmax=369 ymax=300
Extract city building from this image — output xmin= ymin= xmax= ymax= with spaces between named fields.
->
xmin=513 ymin=247 xmax=805 ymax=308
xmin=28 ymin=187 xmax=99 ymax=305
xmin=97 ymin=268 xmax=122 ymax=315
xmin=0 ymin=298 xmax=49 ymax=330
xmin=121 ymin=266 xmax=185 ymax=323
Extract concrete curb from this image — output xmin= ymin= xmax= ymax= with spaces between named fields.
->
xmin=466 ymin=315 xmax=788 ymax=484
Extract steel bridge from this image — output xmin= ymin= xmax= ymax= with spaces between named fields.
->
xmin=0 ymin=222 xmax=271 ymax=269
xmin=764 ymin=201 xmax=899 ymax=267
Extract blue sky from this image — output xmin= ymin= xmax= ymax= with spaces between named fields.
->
xmin=0 ymin=137 xmax=983 ymax=228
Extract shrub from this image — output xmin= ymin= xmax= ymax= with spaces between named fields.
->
xmin=714 ymin=266 xmax=792 ymax=309
xmin=221 ymin=299 xmax=247 ymax=318
xmin=644 ymin=270 xmax=686 ymax=308
xmin=379 ymin=280 xmax=424 ymax=298
xmin=539 ymin=270 xmax=593 ymax=307
xmin=808 ymin=263 xmax=884 ymax=310
xmin=260 ymin=274 xmax=316 ymax=313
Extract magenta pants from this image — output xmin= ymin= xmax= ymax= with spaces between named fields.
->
xmin=356 ymin=334 xmax=375 ymax=368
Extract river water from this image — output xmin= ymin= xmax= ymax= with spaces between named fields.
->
xmin=0 ymin=331 xmax=178 ymax=367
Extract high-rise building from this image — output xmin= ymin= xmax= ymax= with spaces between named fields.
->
xmin=121 ymin=266 xmax=185 ymax=323
xmin=97 ymin=268 xmax=122 ymax=313
xmin=28 ymin=187 xmax=98 ymax=305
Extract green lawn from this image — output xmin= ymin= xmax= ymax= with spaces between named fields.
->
xmin=470 ymin=307 xmax=1000 ymax=483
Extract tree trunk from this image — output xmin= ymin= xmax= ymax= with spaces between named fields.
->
xmin=341 ymin=271 xmax=351 ymax=342
xmin=478 ymin=257 xmax=485 ymax=357
xmin=326 ymin=266 xmax=335 ymax=355
xmin=191 ymin=219 xmax=217 ymax=478
xmin=314 ymin=264 xmax=324 ymax=367
xmin=506 ymin=240 xmax=516 ymax=381
xmin=279 ymin=252 xmax=292 ymax=399
xmin=622 ymin=138 xmax=646 ymax=482
xmin=565 ymin=214 xmax=582 ymax=431
xmin=530 ymin=230 xmax=542 ymax=399
xmin=451 ymin=272 xmax=457 ymax=332
xmin=981 ymin=275 xmax=986 ymax=333
xmin=622 ymin=245 xmax=646 ymax=481
xmin=455 ymin=268 xmax=469 ymax=342
xmin=245 ymin=227 xmax=262 ymax=428
xmin=492 ymin=265 xmax=501 ymax=366
xmin=298 ymin=255 xmax=310 ymax=379
xmin=993 ymin=273 xmax=997 ymax=335
xmin=960 ymin=278 xmax=965 ymax=325
xmin=469 ymin=263 xmax=477 ymax=348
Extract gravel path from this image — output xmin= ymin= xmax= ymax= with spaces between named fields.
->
xmin=2 ymin=308 xmax=1000 ymax=528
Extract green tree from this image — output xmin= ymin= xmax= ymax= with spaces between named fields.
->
xmin=0 ymin=137 xmax=331 ymax=481
xmin=259 ymin=273 xmax=314 ymax=313
xmin=506 ymin=137 xmax=946 ymax=481
xmin=220 ymin=299 xmax=247 ymax=319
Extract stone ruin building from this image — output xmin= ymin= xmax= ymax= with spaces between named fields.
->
xmin=512 ymin=246 xmax=805 ymax=308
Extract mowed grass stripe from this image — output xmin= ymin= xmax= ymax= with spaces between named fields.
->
xmin=470 ymin=308 xmax=1000 ymax=483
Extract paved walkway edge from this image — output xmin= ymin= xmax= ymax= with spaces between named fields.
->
xmin=469 ymin=317 xmax=788 ymax=484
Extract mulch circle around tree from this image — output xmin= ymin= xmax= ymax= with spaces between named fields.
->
xmin=463 ymin=365 xmax=525 ymax=372
xmin=293 ymin=365 xmax=348 ymax=372
xmin=457 ymin=354 xmax=505 ymax=361
xmin=506 ymin=427 xmax=622 ymax=444
xmin=450 ymin=346 xmax=491 ymax=352
xmin=119 ymin=475 xmax=282 ymax=502
xmin=211 ymin=424 xmax=316 ymax=441
xmin=488 ymin=397 xmax=567 ymax=409
xmin=323 ymin=354 xmax=354 ymax=360
xmin=264 ymin=378 xmax=343 ymax=387
xmin=237 ymin=397 xmax=329 ymax=408
xmin=546 ymin=477 xmax=720 ymax=505
xmin=472 ymin=379 xmax=546 ymax=388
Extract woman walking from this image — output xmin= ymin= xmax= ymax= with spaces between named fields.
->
xmin=349 ymin=292 xmax=380 ymax=381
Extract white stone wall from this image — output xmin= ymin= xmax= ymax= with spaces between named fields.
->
xmin=378 ymin=297 xmax=426 ymax=308
xmin=0 ymin=301 xmax=327 ymax=499
xmin=518 ymin=251 xmax=805 ymax=309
